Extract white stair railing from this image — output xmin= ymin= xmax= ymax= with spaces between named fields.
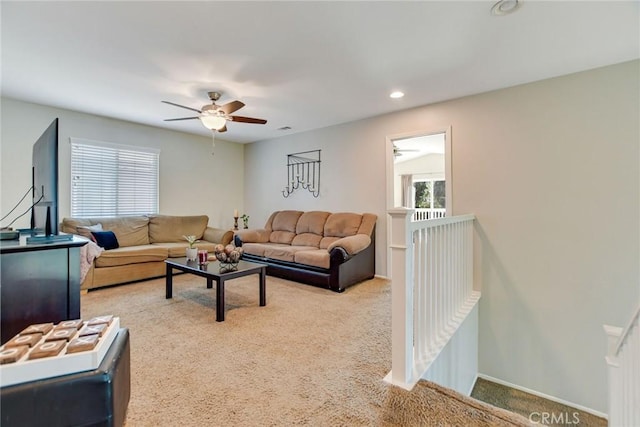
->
xmin=413 ymin=208 xmax=446 ymax=221
xmin=605 ymin=306 xmax=640 ymax=426
xmin=386 ymin=208 xmax=479 ymax=390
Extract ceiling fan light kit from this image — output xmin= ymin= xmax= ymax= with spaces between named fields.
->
xmin=162 ymin=91 xmax=267 ymax=134
xmin=200 ymin=114 xmax=227 ymax=131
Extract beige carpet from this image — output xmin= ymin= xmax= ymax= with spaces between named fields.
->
xmin=471 ymin=378 xmax=606 ymax=427
xmin=82 ymin=274 xmax=531 ymax=426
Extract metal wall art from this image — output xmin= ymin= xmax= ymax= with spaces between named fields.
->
xmin=282 ymin=150 xmax=321 ymax=198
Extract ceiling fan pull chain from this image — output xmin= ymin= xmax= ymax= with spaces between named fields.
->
xmin=211 ymin=130 xmax=216 ymax=155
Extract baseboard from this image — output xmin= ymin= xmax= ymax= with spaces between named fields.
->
xmin=477 ymin=374 xmax=608 ymax=419
xmin=468 ymin=374 xmax=479 ymax=396
xmin=374 ymin=274 xmax=390 ymax=280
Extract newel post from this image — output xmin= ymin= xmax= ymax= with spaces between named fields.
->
xmin=603 ymin=324 xmax=623 ymax=426
xmin=388 ymin=208 xmax=414 ymax=387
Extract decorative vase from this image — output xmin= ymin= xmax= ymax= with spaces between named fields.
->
xmin=213 ymin=244 xmax=243 ymax=272
xmin=186 ymin=247 xmax=198 ymax=261
xmin=197 ymin=249 xmax=209 ymax=265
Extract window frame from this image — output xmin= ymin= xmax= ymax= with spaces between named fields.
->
xmin=413 ymin=178 xmax=446 ymax=210
xmin=69 ymin=137 xmax=160 ymax=218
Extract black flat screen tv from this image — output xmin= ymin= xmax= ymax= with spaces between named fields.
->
xmin=30 ymin=118 xmax=59 ymax=237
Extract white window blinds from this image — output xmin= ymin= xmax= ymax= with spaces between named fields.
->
xmin=70 ymin=138 xmax=159 ymax=217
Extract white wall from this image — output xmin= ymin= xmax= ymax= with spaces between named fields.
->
xmin=244 ymin=60 xmax=640 ymax=413
xmin=0 ymin=98 xmax=244 ymax=230
xmin=453 ymin=61 xmax=638 ymax=415
xmin=395 ymin=153 xmax=445 ymax=178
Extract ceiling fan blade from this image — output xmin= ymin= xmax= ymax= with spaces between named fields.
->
xmin=164 ymin=117 xmax=199 ymax=121
xmin=161 ymin=101 xmax=202 ymax=114
xmin=393 ymin=146 xmax=420 ymax=152
xmin=217 ymin=124 xmax=227 ymax=133
xmin=219 ymin=100 xmax=245 ymax=115
xmin=229 ymin=115 xmax=267 ymax=125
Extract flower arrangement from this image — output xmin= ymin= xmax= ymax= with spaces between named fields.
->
xmin=240 ymin=214 xmax=250 ymax=229
xmin=183 ymin=235 xmax=198 ymax=249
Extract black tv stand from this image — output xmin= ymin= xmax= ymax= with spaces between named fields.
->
xmin=0 ymin=236 xmax=87 ymax=344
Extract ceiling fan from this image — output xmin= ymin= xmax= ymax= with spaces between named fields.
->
xmin=393 ymin=144 xmax=419 ymax=157
xmin=162 ymin=91 xmax=267 ymax=133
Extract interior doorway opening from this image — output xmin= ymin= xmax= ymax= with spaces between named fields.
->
xmin=387 ymin=128 xmax=452 ymax=220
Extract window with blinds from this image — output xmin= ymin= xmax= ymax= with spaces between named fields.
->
xmin=70 ymin=138 xmax=159 ymax=217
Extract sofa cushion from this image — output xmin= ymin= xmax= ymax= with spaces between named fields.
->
xmin=271 ymin=211 xmax=303 ymax=233
xmin=61 ymin=216 xmax=149 ymax=247
xmin=291 ymin=233 xmax=322 ymax=248
xmin=263 ymin=211 xmax=279 ymax=231
xmin=324 ymin=213 xmax=363 ymax=238
xmin=234 ymin=228 xmax=270 ymax=244
xmin=148 ymin=215 xmax=208 ymax=243
xmin=295 ymin=211 xmax=330 ymax=235
xmin=357 ymin=213 xmax=377 ymax=236
xmin=319 ymin=236 xmax=340 ymax=250
xmin=294 ymin=249 xmax=330 ymax=269
xmin=269 ymin=231 xmax=296 ymax=245
xmin=61 ymin=217 xmax=92 ymax=235
xmin=152 ymin=242 xmax=218 ymax=258
xmin=242 ymin=243 xmax=289 ymax=258
xmin=263 ymin=245 xmax=318 ymax=263
xmin=96 ymin=217 xmax=150 ymax=247
xmin=202 ymin=227 xmax=234 ymax=246
xmin=95 ymin=245 xmax=168 ymax=268
xmin=289 ymin=211 xmax=328 ymax=246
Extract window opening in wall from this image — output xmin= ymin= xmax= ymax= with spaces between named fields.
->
xmin=70 ymin=138 xmax=160 ymax=217
xmin=392 ymin=131 xmax=448 ymax=220
xmin=414 ymin=179 xmax=446 ymax=220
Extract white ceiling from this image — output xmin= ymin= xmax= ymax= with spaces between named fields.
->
xmin=394 ymin=133 xmax=445 ymax=164
xmin=2 ymin=1 xmax=638 ymax=144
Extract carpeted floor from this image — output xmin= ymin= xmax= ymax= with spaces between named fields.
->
xmin=82 ymin=274 xmax=531 ymax=426
xmin=471 ymin=378 xmax=606 ymax=427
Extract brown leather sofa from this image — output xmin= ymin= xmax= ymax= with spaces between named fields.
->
xmin=234 ymin=210 xmax=376 ymax=292
xmin=61 ymin=215 xmax=233 ymax=290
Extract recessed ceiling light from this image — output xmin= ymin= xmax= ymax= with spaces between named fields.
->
xmin=491 ymin=0 xmax=522 ymax=16
xmin=390 ymin=91 xmax=404 ymax=99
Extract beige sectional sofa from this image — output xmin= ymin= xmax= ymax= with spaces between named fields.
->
xmin=61 ymin=215 xmax=233 ymax=290
xmin=234 ymin=210 xmax=376 ymax=292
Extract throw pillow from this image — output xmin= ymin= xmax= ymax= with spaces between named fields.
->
xmin=77 ymin=223 xmax=103 ymax=242
xmin=91 ymin=231 xmax=119 ymax=250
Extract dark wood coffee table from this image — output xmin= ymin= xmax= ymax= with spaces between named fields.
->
xmin=165 ymin=258 xmax=267 ymax=322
